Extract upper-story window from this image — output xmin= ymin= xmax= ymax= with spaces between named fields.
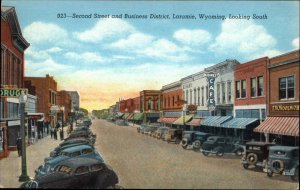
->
xmin=227 ymin=81 xmax=232 ymax=103
xmin=148 ymin=98 xmax=152 ymax=110
xmin=236 ymin=81 xmax=241 ymax=98
xmin=201 ymin=87 xmax=204 ymax=106
xmin=251 ymin=78 xmax=257 ymax=97
xmin=172 ymin=96 xmax=175 ymax=107
xmin=241 ymin=80 xmax=246 ymax=98
xmin=217 ymin=83 xmax=220 ymax=104
xmin=186 ymin=90 xmax=189 ymax=104
xmin=222 ymin=82 xmax=226 ymax=104
xmin=257 ymin=76 xmax=264 ymax=96
xmin=190 ymin=90 xmax=192 ymax=105
xmin=168 ymin=97 xmax=170 ymax=108
xmin=279 ymin=76 xmax=294 ymax=99
xmin=164 ymin=97 xmax=166 ymax=108
xmin=251 ymin=76 xmax=264 ymax=97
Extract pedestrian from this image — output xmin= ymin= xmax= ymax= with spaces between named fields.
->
xmin=59 ymin=129 xmax=63 ymax=141
xmin=56 ymin=122 xmax=61 ymax=130
xmin=50 ymin=127 xmax=53 ymax=139
xmin=54 ymin=127 xmax=57 ymax=140
xmin=16 ymin=137 xmax=22 ymax=157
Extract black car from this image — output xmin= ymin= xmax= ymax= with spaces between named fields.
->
xmin=200 ymin=136 xmax=244 ymax=157
xmin=266 ymin=146 xmax=299 ymax=181
xmin=242 ymin=141 xmax=275 ymax=170
xmin=22 ymin=157 xmax=119 ymax=189
xmin=65 ymin=130 xmax=96 ymax=144
xmin=181 ymin=131 xmax=212 ymax=150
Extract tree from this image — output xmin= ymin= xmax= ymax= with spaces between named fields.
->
xmin=79 ymin=108 xmax=88 ymax=116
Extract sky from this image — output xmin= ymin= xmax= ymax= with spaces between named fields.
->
xmin=2 ymin=0 xmax=299 ymax=111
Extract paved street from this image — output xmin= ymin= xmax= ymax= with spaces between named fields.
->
xmin=92 ymin=119 xmax=298 ymax=189
xmin=0 ymin=119 xmax=298 ymax=189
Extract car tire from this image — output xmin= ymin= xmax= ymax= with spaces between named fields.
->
xmin=216 ymin=149 xmax=224 ymax=157
xmin=235 ymin=148 xmax=243 ymax=156
xmin=202 ymin=151 xmax=209 ymax=156
xmin=291 ymin=167 xmax=299 ymax=182
xmin=243 ymin=163 xmax=249 ymax=169
xmin=267 ymin=171 xmax=273 ymax=178
xmin=271 ymin=160 xmax=284 ymax=173
xmin=175 ymin=138 xmax=181 ymax=144
xmin=181 ymin=140 xmax=188 ymax=149
xmin=193 ymin=140 xmax=201 ymax=151
xmin=246 ymin=153 xmax=258 ymax=165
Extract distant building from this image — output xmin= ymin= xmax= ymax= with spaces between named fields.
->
xmin=57 ymin=90 xmax=72 ymax=122
xmin=66 ymin=91 xmax=80 ymax=111
xmin=1 ymin=6 xmax=30 ymax=158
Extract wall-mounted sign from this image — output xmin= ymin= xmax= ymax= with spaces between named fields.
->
xmin=272 ymin=105 xmax=299 ymax=111
xmin=187 ymin=104 xmax=197 ymax=114
xmin=270 ymin=102 xmax=300 ymax=116
xmin=205 ymin=72 xmax=219 ymax=111
xmin=0 ymin=88 xmax=28 ymax=97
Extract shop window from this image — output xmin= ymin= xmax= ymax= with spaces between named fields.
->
xmin=279 ymin=76 xmax=295 ymax=99
xmin=164 ymin=98 xmax=166 ymax=108
xmin=258 ymin=76 xmax=264 ymax=96
xmin=236 ymin=81 xmax=241 ymax=98
xmin=251 ymin=78 xmax=257 ymax=97
xmin=0 ymin=99 xmax=4 ymax=119
xmin=0 ymin=128 xmax=3 ymax=152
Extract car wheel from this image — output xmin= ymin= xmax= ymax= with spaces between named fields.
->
xmin=216 ymin=149 xmax=224 ymax=157
xmin=246 ymin=153 xmax=258 ymax=165
xmin=202 ymin=151 xmax=209 ymax=156
xmin=291 ymin=167 xmax=299 ymax=182
xmin=193 ymin=140 xmax=201 ymax=151
xmin=243 ymin=163 xmax=249 ymax=169
xmin=175 ymin=138 xmax=181 ymax=144
xmin=235 ymin=148 xmax=243 ymax=156
xmin=181 ymin=140 xmax=188 ymax=149
xmin=267 ymin=171 xmax=273 ymax=178
xmin=271 ymin=160 xmax=284 ymax=173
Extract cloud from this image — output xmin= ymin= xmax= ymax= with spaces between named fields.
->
xmin=26 ymin=47 xmax=51 ymax=60
xmin=74 ymin=18 xmax=135 ymax=43
xmin=64 ymin=52 xmax=105 ymax=63
xmin=210 ymin=20 xmax=276 ymax=56
xmin=110 ymin=32 xmax=154 ymax=49
xmin=25 ymin=58 xmax=72 ymax=77
xmin=173 ymin=29 xmax=212 ymax=46
xmin=250 ymin=49 xmax=283 ymax=60
xmin=292 ymin=37 xmax=299 ymax=49
xmin=23 ymin=22 xmax=69 ymax=46
xmin=46 ymin=47 xmax=63 ymax=53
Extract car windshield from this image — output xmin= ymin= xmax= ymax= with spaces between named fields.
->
xmin=273 ymin=150 xmax=287 ymax=156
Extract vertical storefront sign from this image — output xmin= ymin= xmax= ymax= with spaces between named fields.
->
xmin=205 ymin=72 xmax=219 ymax=111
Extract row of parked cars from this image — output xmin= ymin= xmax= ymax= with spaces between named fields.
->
xmin=21 ymin=119 xmax=120 ymax=189
xmin=136 ymin=124 xmax=299 ymax=182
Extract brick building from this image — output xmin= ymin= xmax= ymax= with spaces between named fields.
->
xmin=1 ymin=6 xmax=30 ymax=158
xmin=140 ymin=90 xmax=161 ymax=123
xmin=255 ymin=50 xmax=299 ymax=145
xmin=159 ymin=81 xmax=183 ymax=127
xmin=24 ymin=75 xmax=58 ymax=128
xmin=57 ymin=90 xmax=72 ymax=123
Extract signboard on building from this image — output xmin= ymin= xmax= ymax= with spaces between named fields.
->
xmin=205 ymin=72 xmax=219 ymax=111
xmin=270 ymin=102 xmax=300 ymax=116
xmin=187 ymin=104 xmax=197 ymax=114
xmin=0 ymin=87 xmax=28 ymax=97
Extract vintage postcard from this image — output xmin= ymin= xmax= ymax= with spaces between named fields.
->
xmin=0 ymin=0 xmax=299 ymax=189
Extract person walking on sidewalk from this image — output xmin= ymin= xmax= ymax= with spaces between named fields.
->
xmin=16 ymin=137 xmax=22 ymax=157
xmin=53 ymin=127 xmax=57 ymax=140
xmin=50 ymin=127 xmax=54 ymax=139
xmin=59 ymin=129 xmax=64 ymax=141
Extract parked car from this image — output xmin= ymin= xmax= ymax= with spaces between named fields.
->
xmin=83 ymin=118 xmax=92 ymax=127
xmin=47 ymin=139 xmax=94 ymax=161
xmin=65 ymin=130 xmax=96 ymax=144
xmin=115 ymin=119 xmax=128 ymax=126
xmin=242 ymin=141 xmax=275 ymax=170
xmin=35 ymin=145 xmax=104 ymax=178
xmin=153 ymin=127 xmax=169 ymax=139
xmin=265 ymin=146 xmax=299 ymax=181
xmin=181 ymin=131 xmax=212 ymax=150
xmin=200 ymin=136 xmax=244 ymax=157
xmin=59 ymin=137 xmax=94 ymax=147
xmin=137 ymin=125 xmax=147 ymax=133
xmin=143 ymin=126 xmax=158 ymax=136
xmin=22 ymin=157 xmax=119 ymax=189
xmin=165 ymin=128 xmax=183 ymax=144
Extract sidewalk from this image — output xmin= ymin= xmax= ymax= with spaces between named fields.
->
xmin=0 ymin=130 xmax=65 ymax=188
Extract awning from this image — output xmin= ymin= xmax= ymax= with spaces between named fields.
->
xmin=145 ymin=112 xmax=160 ymax=118
xmin=133 ymin=113 xmax=144 ymax=121
xmin=254 ymin=117 xmax=299 ymax=136
xmin=201 ymin=116 xmax=232 ymax=127
xmin=173 ymin=115 xmax=193 ymax=125
xmin=116 ymin=112 xmax=124 ymax=118
xmin=27 ymin=113 xmax=44 ymax=121
xmin=221 ymin=118 xmax=259 ymax=129
xmin=186 ymin=118 xmax=203 ymax=126
xmin=122 ymin=113 xmax=129 ymax=119
xmin=127 ymin=113 xmax=134 ymax=120
xmin=158 ymin=117 xmax=178 ymax=124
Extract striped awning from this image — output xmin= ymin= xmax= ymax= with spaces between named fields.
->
xmin=122 ymin=113 xmax=129 ymax=119
xmin=254 ymin=117 xmax=299 ymax=136
xmin=173 ymin=115 xmax=193 ymax=125
xmin=158 ymin=117 xmax=178 ymax=124
xmin=127 ymin=113 xmax=134 ymax=120
xmin=186 ymin=118 xmax=202 ymax=126
xmin=221 ymin=118 xmax=259 ymax=129
xmin=201 ymin=116 xmax=233 ymax=127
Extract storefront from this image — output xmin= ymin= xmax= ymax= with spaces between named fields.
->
xmin=7 ymin=119 xmax=20 ymax=150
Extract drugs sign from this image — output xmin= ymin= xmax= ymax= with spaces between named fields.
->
xmin=0 ymin=88 xmax=28 ymax=97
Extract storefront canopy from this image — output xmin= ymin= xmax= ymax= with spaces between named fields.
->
xmin=133 ymin=113 xmax=144 ymax=121
xmin=254 ymin=117 xmax=299 ymax=136
xmin=221 ymin=118 xmax=259 ymax=129
xmin=201 ymin=116 xmax=232 ymax=127
xmin=186 ymin=118 xmax=203 ymax=126
xmin=158 ymin=117 xmax=179 ymax=124
xmin=116 ymin=112 xmax=124 ymax=118
xmin=173 ymin=115 xmax=193 ymax=125
xmin=122 ymin=113 xmax=129 ymax=119
xmin=127 ymin=113 xmax=134 ymax=120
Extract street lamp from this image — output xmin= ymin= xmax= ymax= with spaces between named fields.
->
xmin=18 ymin=90 xmax=30 ymax=182
xmin=61 ymin=106 xmax=65 ymax=140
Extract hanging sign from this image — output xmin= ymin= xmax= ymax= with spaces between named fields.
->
xmin=205 ymin=72 xmax=219 ymax=111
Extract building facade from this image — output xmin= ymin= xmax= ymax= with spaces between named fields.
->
xmin=24 ymin=74 xmax=58 ymax=128
xmin=234 ymin=57 xmax=268 ymax=122
xmin=1 ymin=6 xmax=30 ymax=158
xmin=57 ymin=90 xmax=72 ymax=123
xmin=66 ymin=91 xmax=80 ymax=112
xmin=254 ymin=50 xmax=299 ymax=145
xmin=140 ymin=90 xmax=161 ymax=123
